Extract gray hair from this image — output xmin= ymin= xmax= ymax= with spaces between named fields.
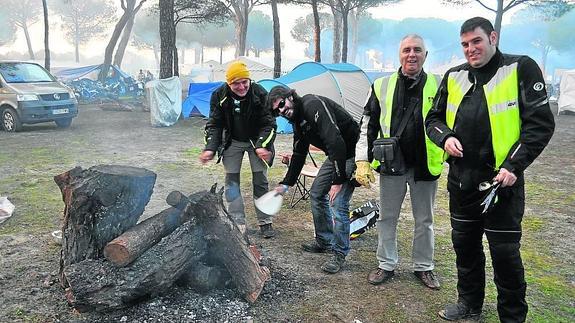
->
xmin=400 ymin=34 xmax=426 ymax=51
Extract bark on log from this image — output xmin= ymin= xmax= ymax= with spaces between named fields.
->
xmin=54 ymin=165 xmax=156 ymax=285
xmin=63 ymin=219 xmax=206 ymax=312
xmin=103 ymin=191 xmax=207 ymax=267
xmin=189 ymin=192 xmax=270 ymax=303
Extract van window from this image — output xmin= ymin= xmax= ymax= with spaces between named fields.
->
xmin=0 ymin=63 xmax=54 ymax=83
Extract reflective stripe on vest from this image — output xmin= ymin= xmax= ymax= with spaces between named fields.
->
xmin=446 ymin=63 xmax=521 ymax=169
xmin=370 ymin=73 xmax=444 ymax=175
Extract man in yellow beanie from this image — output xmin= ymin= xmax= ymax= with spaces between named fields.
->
xmin=199 ymin=60 xmax=277 ymax=238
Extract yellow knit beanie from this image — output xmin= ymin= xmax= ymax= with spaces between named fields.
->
xmin=225 ymin=61 xmax=250 ymax=84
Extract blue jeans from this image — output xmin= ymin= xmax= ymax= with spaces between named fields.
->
xmin=309 ymin=157 xmax=356 ymax=256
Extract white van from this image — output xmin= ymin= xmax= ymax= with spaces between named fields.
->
xmin=0 ymin=61 xmax=78 ymax=132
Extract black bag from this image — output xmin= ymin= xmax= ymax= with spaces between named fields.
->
xmin=373 ymin=137 xmax=406 ymax=175
xmin=372 ymin=98 xmax=418 ymax=176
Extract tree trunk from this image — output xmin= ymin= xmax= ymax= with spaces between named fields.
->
xmin=54 ymin=165 xmax=157 ymax=286
xmin=190 ymin=193 xmax=270 ymax=303
xmin=233 ymin=0 xmax=250 ymax=57
xmin=220 ymin=46 xmax=223 ymax=64
xmin=42 ymin=0 xmax=50 ymax=71
xmin=22 ymin=23 xmax=35 ymax=60
xmin=159 ymin=0 xmax=175 ymax=78
xmin=173 ymin=45 xmax=179 ymax=76
xmin=74 ymin=22 xmax=80 ymax=63
xmin=271 ymin=0 xmax=281 ymax=78
xmin=100 ymin=0 xmax=137 ymax=81
xmin=113 ymin=7 xmax=139 ymax=68
xmin=350 ymin=9 xmax=359 ymax=64
xmin=341 ymin=8 xmax=349 ymax=63
xmin=63 ymin=220 xmax=207 ymax=312
xmin=331 ymin=7 xmax=341 ymax=64
xmin=152 ymin=43 xmax=160 ymax=69
xmin=494 ymin=0 xmax=504 ymax=44
xmin=312 ymin=0 xmax=321 ymax=62
xmin=194 ymin=43 xmax=201 ymax=64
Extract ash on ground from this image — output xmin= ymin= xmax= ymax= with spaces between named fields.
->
xmin=78 ymin=260 xmax=305 ymax=323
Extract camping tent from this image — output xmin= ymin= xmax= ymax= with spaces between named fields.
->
xmin=182 ymin=82 xmax=224 ymax=118
xmin=558 ymin=69 xmax=575 ymax=114
xmin=258 ymin=62 xmax=371 ymax=133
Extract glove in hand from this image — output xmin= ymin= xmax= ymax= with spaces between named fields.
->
xmin=355 ymin=161 xmax=375 ymax=188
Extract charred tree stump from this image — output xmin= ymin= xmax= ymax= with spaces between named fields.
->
xmin=62 ymin=219 xmax=206 ymax=312
xmin=104 ymin=191 xmax=208 ymax=267
xmin=189 ymin=191 xmax=270 ymax=303
xmin=54 ymin=165 xmax=156 ymax=285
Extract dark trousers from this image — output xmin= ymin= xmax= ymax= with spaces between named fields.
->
xmin=449 ymin=182 xmax=528 ymax=323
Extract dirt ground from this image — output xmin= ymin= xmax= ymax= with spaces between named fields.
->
xmin=0 ymin=103 xmax=573 ymax=322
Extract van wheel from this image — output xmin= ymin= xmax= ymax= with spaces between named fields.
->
xmin=1 ymin=107 xmax=22 ymax=132
xmin=55 ymin=118 xmax=72 ymax=128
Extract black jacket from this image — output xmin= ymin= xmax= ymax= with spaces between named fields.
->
xmin=280 ymin=94 xmax=360 ymax=186
xmin=425 ymin=50 xmax=555 ymax=192
xmin=362 ymin=69 xmax=439 ymax=181
xmin=204 ymin=82 xmax=276 ymax=158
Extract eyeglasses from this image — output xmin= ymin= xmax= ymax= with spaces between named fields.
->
xmin=272 ymin=99 xmax=286 ymax=117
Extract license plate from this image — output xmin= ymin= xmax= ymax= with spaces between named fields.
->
xmin=53 ymin=108 xmax=69 ymax=115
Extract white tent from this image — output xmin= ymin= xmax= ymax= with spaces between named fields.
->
xmin=558 ymin=69 xmax=575 ymax=114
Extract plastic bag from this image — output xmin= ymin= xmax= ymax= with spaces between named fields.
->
xmin=0 ymin=197 xmax=15 ymax=224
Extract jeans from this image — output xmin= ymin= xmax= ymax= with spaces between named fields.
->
xmin=309 ymin=157 xmax=356 ymax=256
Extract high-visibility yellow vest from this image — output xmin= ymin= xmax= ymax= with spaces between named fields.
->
xmin=370 ymin=72 xmax=444 ymax=176
xmin=445 ymin=63 xmax=521 ymax=169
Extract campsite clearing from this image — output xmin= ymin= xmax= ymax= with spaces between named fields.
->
xmin=0 ymin=104 xmax=573 ymax=322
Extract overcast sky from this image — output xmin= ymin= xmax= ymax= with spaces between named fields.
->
xmin=1 ymin=0 xmax=514 ymax=67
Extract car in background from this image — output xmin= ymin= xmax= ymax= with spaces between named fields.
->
xmin=0 ymin=61 xmax=78 ymax=132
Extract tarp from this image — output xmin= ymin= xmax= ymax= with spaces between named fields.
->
xmin=258 ymin=62 xmax=372 ymax=133
xmin=182 ymin=82 xmax=223 ymax=118
xmin=558 ymin=69 xmax=575 ymax=114
xmin=53 ymin=64 xmax=142 ymax=102
xmin=54 ymin=64 xmax=131 ymax=82
xmin=147 ymin=76 xmax=182 ymax=127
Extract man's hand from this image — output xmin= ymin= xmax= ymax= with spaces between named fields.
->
xmin=494 ymin=168 xmax=517 ymax=187
xmin=199 ymin=150 xmax=214 ymax=164
xmin=328 ymin=184 xmax=342 ymax=205
xmin=274 ymin=184 xmax=289 ymax=195
xmin=355 ymin=160 xmax=375 ymax=188
xmin=444 ymin=137 xmax=463 ymax=158
xmin=255 ymin=148 xmax=272 ymax=163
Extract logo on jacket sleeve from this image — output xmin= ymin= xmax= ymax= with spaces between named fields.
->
xmin=314 ymin=111 xmax=319 ymax=123
xmin=533 ymin=82 xmax=544 ymax=91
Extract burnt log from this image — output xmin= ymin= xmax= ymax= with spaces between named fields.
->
xmin=62 ymin=219 xmax=206 ymax=312
xmin=177 ymin=262 xmax=229 ymax=292
xmin=54 ymin=165 xmax=156 ymax=285
xmin=103 ymin=191 xmax=207 ymax=267
xmin=189 ymin=191 xmax=270 ymax=303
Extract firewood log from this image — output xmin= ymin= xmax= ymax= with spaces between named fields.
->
xmin=54 ymin=165 xmax=156 ymax=286
xmin=103 ymin=191 xmax=208 ymax=267
xmin=62 ymin=219 xmax=206 ymax=312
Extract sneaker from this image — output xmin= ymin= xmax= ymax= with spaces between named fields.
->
xmin=414 ymin=270 xmax=440 ymax=290
xmin=438 ymin=302 xmax=481 ymax=321
xmin=301 ymin=240 xmax=332 ymax=253
xmin=259 ymin=224 xmax=275 ymax=238
xmin=367 ymin=268 xmax=395 ymax=285
xmin=321 ymin=252 xmax=346 ymax=274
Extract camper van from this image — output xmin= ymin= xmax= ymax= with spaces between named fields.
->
xmin=0 ymin=61 xmax=78 ymax=132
